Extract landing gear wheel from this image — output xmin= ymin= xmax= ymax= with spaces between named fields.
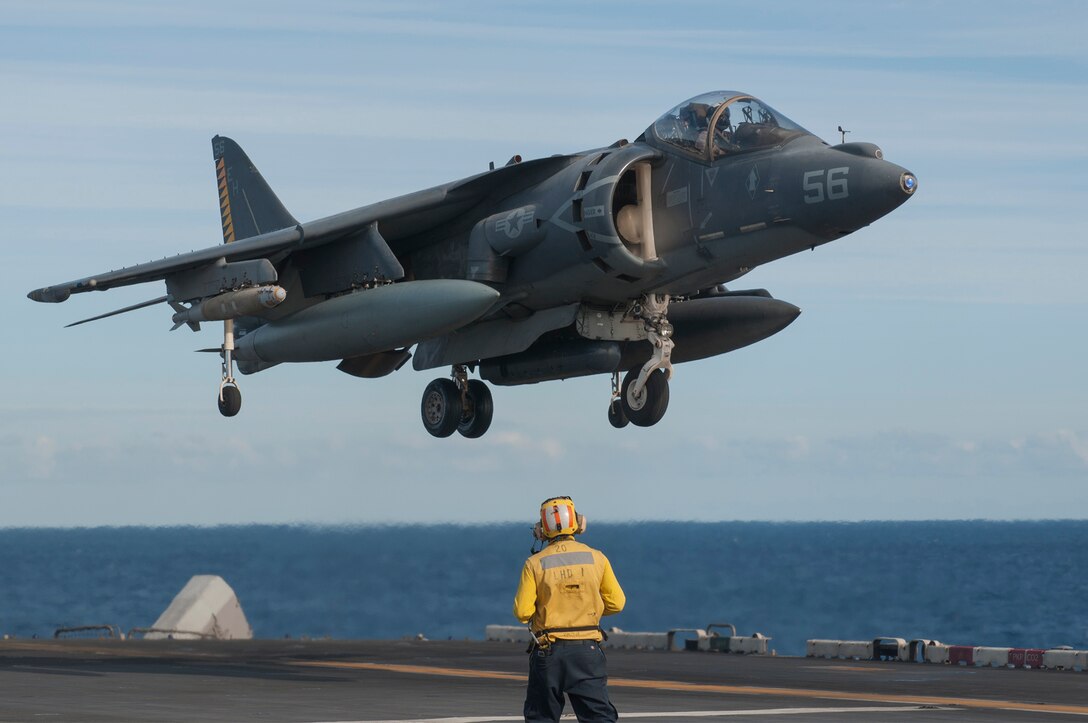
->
xmin=621 ymin=367 xmax=669 ymax=427
xmin=457 ymin=380 xmax=494 ymax=439
xmin=421 ymin=378 xmax=463 ymax=438
xmin=607 ymin=398 xmax=629 ymax=429
xmin=218 ymin=384 xmax=242 ymax=417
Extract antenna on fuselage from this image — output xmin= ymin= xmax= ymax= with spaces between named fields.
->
xmin=837 ymin=125 xmax=851 ymax=144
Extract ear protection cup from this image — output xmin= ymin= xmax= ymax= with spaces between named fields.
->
xmin=576 ymin=514 xmax=587 ymax=534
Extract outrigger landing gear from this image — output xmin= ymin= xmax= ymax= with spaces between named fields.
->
xmin=609 ymin=293 xmax=673 ymax=428
xmin=217 ymin=318 xmax=242 ymax=417
xmin=607 ymin=372 xmax=628 ymax=428
xmin=421 ymin=365 xmax=494 ymax=439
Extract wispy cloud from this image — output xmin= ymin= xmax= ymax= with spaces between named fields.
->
xmin=1055 ymin=430 xmax=1088 ymax=466
xmin=487 ymin=431 xmax=565 ymax=460
xmin=24 ymin=435 xmax=59 ymax=479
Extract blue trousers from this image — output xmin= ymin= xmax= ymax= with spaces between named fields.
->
xmin=524 ymin=639 xmax=618 ymax=722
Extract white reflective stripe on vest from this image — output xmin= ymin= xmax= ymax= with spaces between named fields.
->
xmin=540 ymin=551 xmax=595 ymax=569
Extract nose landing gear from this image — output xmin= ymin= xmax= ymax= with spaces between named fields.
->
xmin=621 ymin=366 xmax=669 ymax=426
xmin=421 ymin=365 xmax=494 ymax=438
xmin=606 ymin=293 xmax=673 ymax=429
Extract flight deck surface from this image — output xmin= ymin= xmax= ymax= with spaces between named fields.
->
xmin=0 ymin=639 xmax=1084 ymax=722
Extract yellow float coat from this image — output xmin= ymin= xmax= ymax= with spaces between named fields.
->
xmin=513 ymin=538 xmax=625 ymax=642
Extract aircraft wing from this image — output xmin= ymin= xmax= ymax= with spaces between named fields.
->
xmin=28 ymin=152 xmax=575 ymax=304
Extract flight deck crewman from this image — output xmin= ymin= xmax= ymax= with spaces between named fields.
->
xmin=513 ymin=496 xmax=625 ymax=723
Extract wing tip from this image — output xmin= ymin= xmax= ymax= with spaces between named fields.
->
xmin=28 ymin=287 xmax=71 ymax=303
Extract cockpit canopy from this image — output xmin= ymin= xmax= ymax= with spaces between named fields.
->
xmin=646 ymin=91 xmax=811 ymax=162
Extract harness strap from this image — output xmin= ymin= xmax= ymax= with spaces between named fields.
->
xmin=536 ymin=625 xmax=608 ymax=642
xmin=527 ymin=625 xmax=609 ymax=653
xmin=540 ymin=625 xmax=605 ymax=636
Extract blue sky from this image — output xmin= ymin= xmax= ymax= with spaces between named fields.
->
xmin=2 ymin=1 xmax=1086 ymax=525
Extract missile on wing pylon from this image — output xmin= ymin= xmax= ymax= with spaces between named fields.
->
xmin=234 ymin=279 xmax=500 ymax=364
xmin=171 ymin=286 xmax=287 ymax=330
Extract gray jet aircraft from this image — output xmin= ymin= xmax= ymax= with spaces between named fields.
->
xmin=29 ymin=91 xmax=916 ymax=438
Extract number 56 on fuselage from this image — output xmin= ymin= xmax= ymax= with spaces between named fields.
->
xmin=28 ymin=91 xmax=917 ymax=439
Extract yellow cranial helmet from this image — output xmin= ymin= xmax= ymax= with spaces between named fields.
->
xmin=536 ymin=496 xmax=586 ymax=539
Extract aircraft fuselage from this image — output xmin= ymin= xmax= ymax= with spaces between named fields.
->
xmin=28 ymin=91 xmax=916 ymax=436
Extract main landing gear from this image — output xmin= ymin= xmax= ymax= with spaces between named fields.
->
xmin=607 ymin=293 xmax=673 ymax=429
xmin=217 ymin=318 xmax=242 ymax=417
xmin=421 ymin=365 xmax=494 ymax=439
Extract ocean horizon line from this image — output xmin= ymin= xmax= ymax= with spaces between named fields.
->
xmin=2 ymin=518 xmax=1085 ymax=532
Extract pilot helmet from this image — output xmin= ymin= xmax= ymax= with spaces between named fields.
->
xmin=535 ymin=496 xmax=587 ymax=540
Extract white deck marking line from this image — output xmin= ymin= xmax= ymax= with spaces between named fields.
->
xmin=295 ymin=660 xmax=1088 ymax=716
xmin=311 ymin=708 xmax=956 ymax=723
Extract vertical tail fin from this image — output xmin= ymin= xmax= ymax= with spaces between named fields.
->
xmin=212 ymin=136 xmax=298 ymax=243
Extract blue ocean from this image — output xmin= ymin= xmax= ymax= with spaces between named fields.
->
xmin=1 ymin=521 xmax=1085 ymax=656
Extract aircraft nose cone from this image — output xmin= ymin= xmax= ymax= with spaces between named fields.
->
xmin=849 ymin=160 xmax=917 ymax=230
xmin=871 ymin=161 xmax=917 ymax=208
xmin=900 ymin=171 xmax=918 ymax=196
xmin=798 ymin=152 xmax=917 ymax=241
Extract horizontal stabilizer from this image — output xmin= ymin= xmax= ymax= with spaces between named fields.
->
xmin=65 ymin=296 xmax=168 ymax=328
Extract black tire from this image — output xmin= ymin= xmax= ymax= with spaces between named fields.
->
xmin=218 ymin=384 xmax=242 ymax=417
xmin=621 ymin=367 xmax=669 ymax=427
xmin=421 ymin=378 xmax=462 ymax=438
xmin=607 ymin=398 xmax=629 ymax=429
xmin=457 ymin=380 xmax=494 ymax=439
